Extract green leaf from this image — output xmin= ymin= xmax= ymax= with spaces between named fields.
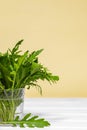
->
xmin=11 ymin=39 xmax=24 ymax=55
xmin=0 ymin=113 xmax=50 ymax=128
xmin=0 ymin=81 xmax=4 ymax=89
xmin=0 ymin=63 xmax=12 ymax=89
xmin=28 ymin=49 xmax=44 ymax=62
xmin=12 ymin=51 xmax=29 ymax=89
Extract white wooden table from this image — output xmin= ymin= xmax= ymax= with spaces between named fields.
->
xmin=0 ymin=98 xmax=87 ymax=130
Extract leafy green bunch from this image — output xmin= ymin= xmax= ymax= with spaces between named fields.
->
xmin=0 ymin=40 xmax=59 ymax=128
xmin=0 ymin=40 xmax=59 ymax=93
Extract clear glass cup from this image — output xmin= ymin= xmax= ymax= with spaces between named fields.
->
xmin=0 ymin=88 xmax=25 ymax=123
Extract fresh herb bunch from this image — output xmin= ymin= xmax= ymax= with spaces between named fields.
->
xmin=0 ymin=40 xmax=59 ymax=93
xmin=0 ymin=40 xmax=59 ymax=127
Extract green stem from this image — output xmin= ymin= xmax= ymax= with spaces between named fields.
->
xmin=0 ymin=89 xmax=24 ymax=122
xmin=0 ymin=90 xmax=16 ymax=122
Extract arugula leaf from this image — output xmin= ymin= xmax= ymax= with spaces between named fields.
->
xmin=28 ymin=49 xmax=44 ymax=62
xmin=11 ymin=39 xmax=23 ymax=55
xmin=0 ymin=113 xmax=50 ymax=128
xmin=0 ymin=63 xmax=12 ymax=89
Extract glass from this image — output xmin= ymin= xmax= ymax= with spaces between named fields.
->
xmin=0 ymin=88 xmax=24 ymax=122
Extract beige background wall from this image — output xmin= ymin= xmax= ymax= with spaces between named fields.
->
xmin=0 ymin=0 xmax=87 ymax=97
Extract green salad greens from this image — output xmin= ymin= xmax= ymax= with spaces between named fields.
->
xmin=0 ymin=40 xmax=59 ymax=128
